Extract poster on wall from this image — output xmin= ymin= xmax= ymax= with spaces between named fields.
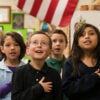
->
xmin=70 ymin=11 xmax=100 ymax=47
xmin=12 ymin=13 xmax=24 ymax=29
xmin=0 ymin=6 xmax=11 ymax=24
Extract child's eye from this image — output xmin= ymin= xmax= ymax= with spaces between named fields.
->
xmin=41 ymin=42 xmax=46 ymax=45
xmin=89 ymin=32 xmax=95 ymax=35
xmin=14 ymin=43 xmax=19 ymax=46
xmin=5 ymin=44 xmax=10 ymax=47
xmin=52 ymin=40 xmax=57 ymax=43
xmin=31 ymin=41 xmax=37 ymax=45
xmin=41 ymin=42 xmax=48 ymax=46
xmin=30 ymin=41 xmax=49 ymax=47
xmin=59 ymin=40 xmax=65 ymax=43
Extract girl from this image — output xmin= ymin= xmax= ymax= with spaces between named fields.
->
xmin=0 ymin=32 xmax=26 ymax=100
xmin=62 ymin=23 xmax=100 ymax=100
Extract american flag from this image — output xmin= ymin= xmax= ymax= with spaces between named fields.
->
xmin=15 ymin=0 xmax=79 ymax=27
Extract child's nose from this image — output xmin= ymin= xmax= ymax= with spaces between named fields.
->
xmin=85 ymin=34 xmax=89 ymax=38
xmin=56 ymin=41 xmax=60 ymax=45
xmin=11 ymin=45 xmax=15 ymax=49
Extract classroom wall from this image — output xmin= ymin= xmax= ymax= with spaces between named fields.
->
xmin=0 ymin=0 xmax=99 ymax=57
xmin=0 ymin=12 xmax=27 ymax=41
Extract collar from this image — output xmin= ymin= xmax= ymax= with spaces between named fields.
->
xmin=27 ymin=62 xmax=48 ymax=74
xmin=48 ymin=56 xmax=66 ymax=64
xmin=0 ymin=59 xmax=24 ymax=71
xmin=0 ymin=59 xmax=7 ymax=70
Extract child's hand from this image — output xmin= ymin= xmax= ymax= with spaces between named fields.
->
xmin=94 ymin=69 xmax=100 ymax=76
xmin=39 ymin=77 xmax=53 ymax=93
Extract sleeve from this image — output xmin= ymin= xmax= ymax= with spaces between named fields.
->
xmin=62 ymin=60 xmax=100 ymax=97
xmin=11 ymin=68 xmax=44 ymax=100
xmin=0 ymin=82 xmax=11 ymax=98
xmin=53 ymin=71 xmax=63 ymax=100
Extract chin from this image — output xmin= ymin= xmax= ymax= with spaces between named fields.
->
xmin=54 ymin=52 xmax=61 ymax=55
xmin=34 ymin=58 xmax=45 ymax=60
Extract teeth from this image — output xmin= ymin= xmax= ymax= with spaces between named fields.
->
xmin=84 ymin=42 xmax=90 ymax=44
xmin=36 ymin=50 xmax=42 ymax=53
xmin=84 ymin=41 xmax=91 ymax=44
xmin=10 ymin=52 xmax=16 ymax=54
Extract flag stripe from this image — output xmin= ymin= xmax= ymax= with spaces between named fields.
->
xmin=59 ymin=0 xmax=79 ymax=26
xmin=37 ymin=0 xmax=51 ymax=20
xmin=51 ymin=0 xmax=68 ymax=26
xmin=23 ymin=0 xmax=34 ymax=13
xmin=44 ymin=0 xmax=59 ymax=23
xmin=17 ymin=0 xmax=26 ymax=9
xmin=30 ymin=0 xmax=42 ymax=16
xmin=15 ymin=0 xmax=19 ymax=6
xmin=15 ymin=0 xmax=79 ymax=27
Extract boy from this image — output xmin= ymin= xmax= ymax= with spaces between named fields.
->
xmin=46 ymin=29 xmax=68 ymax=100
xmin=11 ymin=31 xmax=63 ymax=100
xmin=46 ymin=29 xmax=68 ymax=76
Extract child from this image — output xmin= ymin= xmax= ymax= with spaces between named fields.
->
xmin=11 ymin=31 xmax=63 ymax=100
xmin=62 ymin=23 xmax=100 ymax=100
xmin=46 ymin=29 xmax=68 ymax=76
xmin=0 ymin=32 xmax=26 ymax=100
xmin=46 ymin=29 xmax=68 ymax=100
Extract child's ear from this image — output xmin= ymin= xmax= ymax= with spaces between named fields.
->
xmin=49 ymin=49 xmax=53 ymax=56
xmin=25 ymin=47 xmax=30 ymax=56
xmin=0 ymin=46 xmax=4 ymax=53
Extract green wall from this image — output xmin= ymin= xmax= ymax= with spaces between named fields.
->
xmin=0 ymin=12 xmax=28 ymax=41
xmin=0 ymin=12 xmax=32 ymax=61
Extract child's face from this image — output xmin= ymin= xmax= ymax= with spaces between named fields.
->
xmin=1 ymin=36 xmax=21 ymax=60
xmin=78 ymin=27 xmax=98 ymax=51
xmin=29 ymin=34 xmax=51 ymax=60
xmin=51 ymin=34 xmax=67 ymax=56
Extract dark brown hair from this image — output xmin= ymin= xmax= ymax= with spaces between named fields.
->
xmin=71 ymin=23 xmax=100 ymax=77
xmin=1 ymin=31 xmax=26 ymax=60
xmin=51 ymin=29 xmax=68 ymax=44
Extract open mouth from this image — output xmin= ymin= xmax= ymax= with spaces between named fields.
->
xmin=9 ymin=52 xmax=16 ymax=56
xmin=83 ymin=40 xmax=91 ymax=45
xmin=35 ymin=50 xmax=43 ymax=54
xmin=55 ymin=48 xmax=61 ymax=51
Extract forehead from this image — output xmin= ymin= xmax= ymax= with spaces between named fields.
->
xmin=5 ymin=36 xmax=14 ymax=40
xmin=51 ymin=33 xmax=65 ymax=39
xmin=85 ymin=27 xmax=94 ymax=30
xmin=82 ymin=27 xmax=97 ymax=34
xmin=31 ymin=34 xmax=49 ymax=41
xmin=4 ymin=35 xmax=17 ymax=43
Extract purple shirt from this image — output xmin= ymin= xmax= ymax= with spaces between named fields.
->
xmin=0 ymin=67 xmax=16 ymax=97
